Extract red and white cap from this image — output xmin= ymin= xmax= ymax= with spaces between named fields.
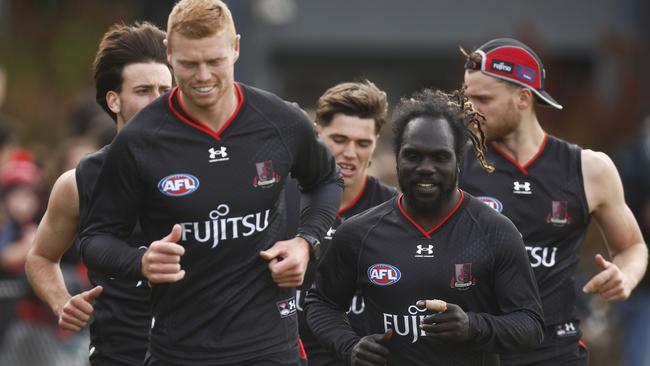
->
xmin=464 ymin=38 xmax=562 ymax=110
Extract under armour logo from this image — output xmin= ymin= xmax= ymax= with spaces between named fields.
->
xmin=325 ymin=227 xmax=336 ymax=239
xmin=209 ymin=147 xmax=229 ymax=162
xmin=513 ymin=181 xmax=532 ymax=195
xmin=415 ymin=244 xmax=434 ymax=258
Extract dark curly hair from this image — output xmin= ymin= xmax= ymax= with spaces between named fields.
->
xmin=392 ymin=87 xmax=494 ymax=172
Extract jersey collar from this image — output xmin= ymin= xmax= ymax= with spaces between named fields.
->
xmin=490 ymin=133 xmax=548 ymax=175
xmin=397 ymin=189 xmax=465 ymax=238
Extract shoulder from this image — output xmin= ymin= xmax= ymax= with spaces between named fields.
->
xmin=463 ymin=193 xmax=521 ymax=239
xmin=337 ymin=198 xmax=396 ymax=237
xmin=49 ymin=169 xmax=80 ymax=217
xmin=581 ymin=149 xmax=623 ymax=212
xmin=240 ymin=83 xmax=312 ymax=127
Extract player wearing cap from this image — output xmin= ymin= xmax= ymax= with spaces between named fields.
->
xmin=305 ymin=88 xmax=544 ymax=365
xmin=460 ymin=38 xmax=647 ymax=365
xmin=292 ymin=81 xmax=398 ymax=366
xmin=25 ymin=23 xmax=172 ymax=365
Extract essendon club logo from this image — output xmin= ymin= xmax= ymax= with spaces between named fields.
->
xmin=252 ymin=160 xmax=281 ymax=188
xmin=368 ymin=264 xmax=401 ymax=286
xmin=276 ymin=297 xmax=297 ymax=318
xmin=547 ymin=200 xmax=572 ymax=226
xmin=158 ymin=174 xmax=200 ymax=197
xmin=477 ymin=196 xmax=503 ymax=213
xmin=450 ymin=263 xmax=476 ymax=290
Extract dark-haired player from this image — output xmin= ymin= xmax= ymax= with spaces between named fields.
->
xmin=293 ymin=80 xmax=398 ymax=366
xmin=305 ymin=88 xmax=543 ymax=365
xmin=460 ymin=38 xmax=647 ymax=365
xmin=78 ymin=0 xmax=342 ymax=365
xmin=25 ymin=22 xmax=172 ymax=365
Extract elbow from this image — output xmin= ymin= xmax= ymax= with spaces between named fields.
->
xmin=520 ymin=315 xmax=545 ymax=351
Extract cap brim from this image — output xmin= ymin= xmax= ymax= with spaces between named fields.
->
xmin=534 ymin=89 xmax=563 ymax=110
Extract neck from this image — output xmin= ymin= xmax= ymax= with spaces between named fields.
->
xmin=403 ymin=188 xmax=461 ymax=231
xmin=341 ymin=175 xmax=367 ymax=211
xmin=493 ymin=113 xmax=545 ymax=165
xmin=180 ymin=83 xmax=238 ymax=132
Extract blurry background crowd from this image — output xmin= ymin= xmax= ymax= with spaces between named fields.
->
xmin=0 ymin=0 xmax=648 ymax=365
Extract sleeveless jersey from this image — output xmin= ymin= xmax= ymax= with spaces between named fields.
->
xmin=459 ymin=134 xmax=590 ymax=325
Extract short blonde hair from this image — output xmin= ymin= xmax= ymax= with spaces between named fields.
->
xmin=167 ymin=0 xmax=236 ymax=42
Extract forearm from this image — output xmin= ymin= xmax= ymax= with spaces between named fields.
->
xmin=298 ymin=179 xmax=343 ymax=241
xmin=79 ymin=234 xmax=145 ymax=280
xmin=25 ymin=253 xmax=71 ymax=316
xmin=613 ymin=242 xmax=648 ymax=289
xmin=467 ymin=309 xmax=544 ymax=352
xmin=305 ymin=291 xmax=359 ymax=363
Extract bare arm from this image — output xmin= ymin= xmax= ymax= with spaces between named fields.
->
xmin=582 ymin=150 xmax=648 ymax=301
xmin=25 ymin=170 xmax=80 ymax=316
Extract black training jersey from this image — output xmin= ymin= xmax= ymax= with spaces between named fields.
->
xmin=294 ymin=175 xmax=397 ymax=366
xmin=306 ymin=193 xmax=544 ymax=366
xmin=459 ymin=134 xmax=590 ymax=326
xmin=76 ymin=146 xmax=150 ymax=365
xmin=80 ymin=83 xmax=340 ymax=365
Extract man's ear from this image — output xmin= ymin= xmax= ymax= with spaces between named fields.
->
xmin=106 ymin=91 xmax=121 ymax=114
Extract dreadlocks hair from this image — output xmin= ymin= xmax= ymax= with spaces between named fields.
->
xmin=392 ymin=87 xmax=494 ymax=173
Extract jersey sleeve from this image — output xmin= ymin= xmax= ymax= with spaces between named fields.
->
xmin=466 ymin=217 xmax=544 ymax=352
xmin=304 ymin=221 xmax=361 ymax=363
xmin=78 ymin=129 xmax=145 ymax=279
xmin=287 ymin=104 xmax=343 ymax=242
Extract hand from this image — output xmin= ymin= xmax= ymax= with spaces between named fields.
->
xmin=142 ymin=224 xmax=185 ymax=284
xmin=351 ymin=329 xmax=392 ymax=366
xmin=259 ymin=237 xmax=310 ymax=287
xmin=582 ymin=254 xmax=632 ymax=301
xmin=419 ymin=300 xmax=469 ymax=342
xmin=58 ymin=285 xmax=103 ymax=332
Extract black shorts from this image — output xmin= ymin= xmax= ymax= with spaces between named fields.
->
xmin=500 ymin=320 xmax=589 ymax=366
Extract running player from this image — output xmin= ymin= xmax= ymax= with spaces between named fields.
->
xmin=460 ymin=38 xmax=648 ymax=365
xmin=294 ymin=80 xmax=398 ymax=366
xmin=25 ymin=22 xmax=172 ymax=365
xmin=305 ymin=88 xmax=544 ymax=365
xmin=78 ymin=1 xmax=342 ymax=365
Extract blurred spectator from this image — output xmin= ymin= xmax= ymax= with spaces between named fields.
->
xmin=40 ymin=136 xmax=98 ymax=197
xmin=615 ymin=115 xmax=650 ymax=366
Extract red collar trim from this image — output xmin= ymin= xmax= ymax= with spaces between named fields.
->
xmin=167 ymin=83 xmax=244 ymax=141
xmin=491 ymin=133 xmax=548 ymax=175
xmin=338 ymin=175 xmax=368 ymax=219
xmin=397 ymin=189 xmax=465 ymax=238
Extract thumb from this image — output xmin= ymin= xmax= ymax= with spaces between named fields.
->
xmin=379 ymin=329 xmax=393 ymax=343
xmin=259 ymin=247 xmax=279 ymax=261
xmin=82 ymin=285 xmax=103 ymax=302
xmin=162 ymin=224 xmax=182 ymax=243
xmin=594 ymin=254 xmax=610 ymax=271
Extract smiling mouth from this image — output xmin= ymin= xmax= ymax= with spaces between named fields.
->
xmin=413 ymin=182 xmax=439 ymax=194
xmin=337 ymin=162 xmax=356 ymax=176
xmin=193 ymin=86 xmax=216 ymax=94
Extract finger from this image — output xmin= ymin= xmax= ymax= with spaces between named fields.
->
xmin=68 ymin=297 xmax=94 ymax=316
xmin=81 ymin=286 xmax=103 ymax=302
xmin=269 ymin=257 xmax=299 ymax=275
xmin=149 ymin=263 xmax=183 ymax=274
xmin=594 ymin=254 xmax=610 ymax=271
xmin=149 ymin=270 xmax=186 ymax=284
xmin=421 ymin=321 xmax=456 ymax=334
xmin=418 ymin=299 xmax=447 ymax=313
xmin=426 ymin=329 xmax=460 ymax=341
xmin=356 ymin=350 xmax=389 ymax=365
xmin=583 ymin=269 xmax=611 ymax=293
xmin=58 ymin=318 xmax=82 ymax=332
xmin=260 ymin=248 xmax=281 ymax=261
xmin=151 ymin=242 xmax=185 ymax=256
xmin=274 ymin=276 xmax=304 ymax=288
xmin=361 ymin=339 xmax=390 ymax=357
xmin=601 ymin=286 xmax=627 ymax=302
xmin=59 ymin=313 xmax=86 ymax=329
xmin=161 ymin=224 xmax=182 ymax=243
xmin=149 ymin=251 xmax=182 ymax=264
xmin=380 ymin=329 xmax=393 ymax=343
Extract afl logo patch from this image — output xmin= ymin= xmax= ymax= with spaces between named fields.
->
xmin=158 ymin=174 xmax=200 ymax=197
xmin=368 ymin=264 xmax=401 ymax=286
xmin=477 ymin=196 xmax=503 ymax=213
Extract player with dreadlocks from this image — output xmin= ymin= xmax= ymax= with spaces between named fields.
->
xmin=305 ymin=87 xmax=543 ymax=365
